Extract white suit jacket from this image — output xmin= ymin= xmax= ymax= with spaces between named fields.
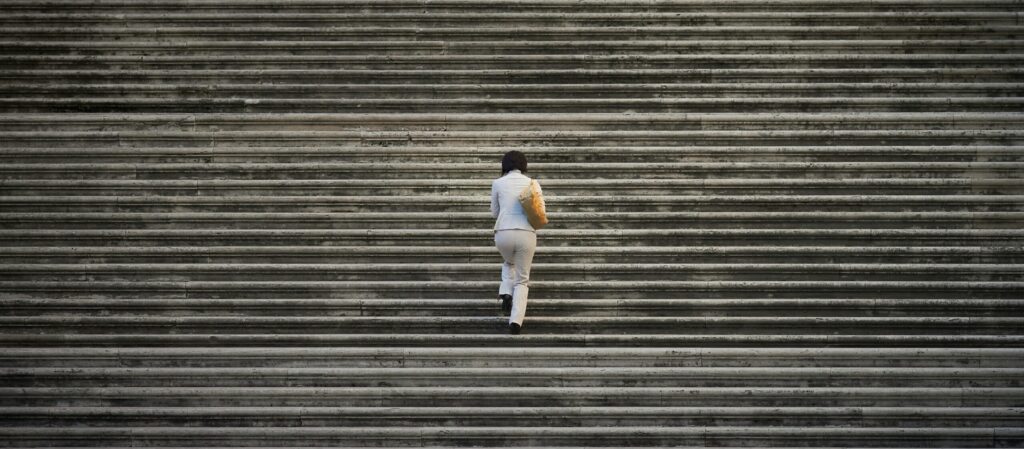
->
xmin=490 ymin=169 xmax=545 ymax=232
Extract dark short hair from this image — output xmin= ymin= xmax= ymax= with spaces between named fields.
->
xmin=501 ymin=150 xmax=528 ymax=176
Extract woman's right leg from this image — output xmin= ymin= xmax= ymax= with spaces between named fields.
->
xmin=495 ymin=231 xmax=517 ymax=317
xmin=507 ymin=230 xmax=536 ymax=326
xmin=495 ymin=230 xmax=535 ymax=327
xmin=496 ymin=235 xmax=515 ymax=315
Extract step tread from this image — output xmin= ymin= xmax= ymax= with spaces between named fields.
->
xmin=2 ymin=333 xmax=1020 ymax=347
xmin=2 ymin=405 xmax=1021 ymax=416
xmin=3 ymin=262 xmax=1020 ymax=272
xmin=3 ymin=245 xmax=1019 ymax=253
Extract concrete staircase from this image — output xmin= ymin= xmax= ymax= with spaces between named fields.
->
xmin=1 ymin=0 xmax=1022 ymax=446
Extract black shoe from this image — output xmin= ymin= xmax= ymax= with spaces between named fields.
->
xmin=499 ymin=294 xmax=512 ymax=316
xmin=508 ymin=322 xmax=521 ymax=335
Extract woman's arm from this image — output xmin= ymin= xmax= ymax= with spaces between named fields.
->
xmin=490 ymin=180 xmax=500 ymax=219
xmin=536 ymin=181 xmax=547 ymax=215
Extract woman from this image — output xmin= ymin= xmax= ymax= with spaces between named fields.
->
xmin=490 ymin=150 xmax=545 ymax=335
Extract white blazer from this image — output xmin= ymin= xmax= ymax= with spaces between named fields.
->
xmin=490 ymin=169 xmax=545 ymax=232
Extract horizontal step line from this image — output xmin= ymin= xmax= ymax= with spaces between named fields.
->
xmin=4 ymin=38 xmax=1018 ymax=46
xmin=7 ymin=68 xmax=1023 ymax=75
xmin=0 ymin=112 xmax=1021 ymax=121
xmin=2 ymin=84 xmax=1021 ymax=91
xmin=2 ymin=82 xmax=1021 ymax=89
xmin=3 ymin=263 xmax=1020 ymax=272
xmin=2 ymin=334 xmax=1019 ymax=346
xmin=7 ymin=25 xmax=1021 ymax=30
xmin=4 ymin=315 xmax=1018 ymax=322
xmin=0 ymin=425 xmax=1020 ymax=439
xmin=5 ymin=130 xmax=1020 ymax=137
xmin=1 ymin=229 xmax=1017 ymax=236
xmin=3 ymin=179 xmax=1018 ymax=186
xmin=8 ymin=97 xmax=1024 ymax=102
xmin=4 ymin=162 xmax=1020 ymax=168
xmin=2 ymin=246 xmax=1019 ymax=254
xmin=1 ymin=280 xmax=1020 ymax=288
xmin=4 ymin=298 xmax=1016 ymax=305
xmin=6 ymin=98 xmax=1024 ymax=107
xmin=10 ymin=54 xmax=1024 ymax=61
xmin=3 ymin=367 xmax=1019 ymax=377
xmin=3 ymin=195 xmax=1021 ymax=204
xmin=1 ymin=211 xmax=1017 ymax=217
xmin=3 ymin=346 xmax=1015 ymax=357
xmin=0 ymin=386 xmax=1018 ymax=396
xmin=1 ymin=0 xmax=1019 ymax=6
xmin=0 ymin=405 xmax=1018 ymax=417
xmin=5 ymin=12 xmax=1018 ymax=19
xmin=3 ymin=145 xmax=1019 ymax=154
xmin=3 ymin=212 xmax=1019 ymax=220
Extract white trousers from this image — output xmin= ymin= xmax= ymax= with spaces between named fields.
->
xmin=494 ymin=229 xmax=537 ymax=326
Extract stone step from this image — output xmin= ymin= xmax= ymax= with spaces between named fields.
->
xmin=3 ymin=83 xmax=1021 ymax=101
xmin=3 ymin=333 xmax=1019 ymax=348
xmin=3 ymin=245 xmax=1019 ymax=264
xmin=4 ymin=347 xmax=1020 ymax=367
xmin=1 ymin=112 xmax=1021 ymax=131
xmin=5 ymin=39 xmax=1020 ymax=56
xmin=2 ymin=263 xmax=1020 ymax=283
xmin=4 ymin=162 xmax=1022 ymax=180
xmin=2 ymin=145 xmax=1019 ymax=163
xmin=1 ymin=0 xmax=1018 ymax=444
xmin=4 ymin=25 xmax=1020 ymax=40
xmin=2 ymin=229 xmax=1018 ymax=247
xmin=2 ymin=386 xmax=1023 ymax=408
xmin=3 ymin=298 xmax=1019 ymax=318
xmin=0 ymin=444 xmax=1007 ymax=449
xmin=3 ymin=314 xmax=1020 ymax=334
xmin=3 ymin=0 xmax=1019 ymax=12
xmin=4 ymin=129 xmax=1021 ymax=147
xmin=1 ymin=406 xmax=1021 ymax=428
xmin=0 ymin=444 xmax=999 ymax=449
xmin=3 ymin=367 xmax=1023 ymax=388
xmin=5 ymin=68 xmax=1023 ymax=83
xmin=3 ymin=195 xmax=1021 ymax=214
xmin=10 ymin=54 xmax=1024 ymax=70
xmin=7 ymin=97 xmax=1024 ymax=113
xmin=2 ymin=211 xmax=1022 ymax=230
xmin=0 ymin=425 xmax=1021 ymax=447
xmin=3 ymin=178 xmax=1020 ymax=196
xmin=3 ymin=11 xmax=1018 ymax=26
xmin=4 ymin=279 xmax=1021 ymax=299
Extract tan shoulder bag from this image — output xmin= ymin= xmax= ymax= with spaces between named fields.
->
xmin=518 ymin=179 xmax=548 ymax=230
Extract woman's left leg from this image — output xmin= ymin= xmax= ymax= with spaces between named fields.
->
xmin=508 ymin=230 xmax=537 ymax=326
xmin=495 ymin=231 xmax=517 ymax=316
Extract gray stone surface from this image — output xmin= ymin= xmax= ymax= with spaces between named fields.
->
xmin=0 ymin=0 xmax=1022 ymax=446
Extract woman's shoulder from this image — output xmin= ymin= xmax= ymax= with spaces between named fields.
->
xmin=494 ymin=171 xmax=532 ymax=185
